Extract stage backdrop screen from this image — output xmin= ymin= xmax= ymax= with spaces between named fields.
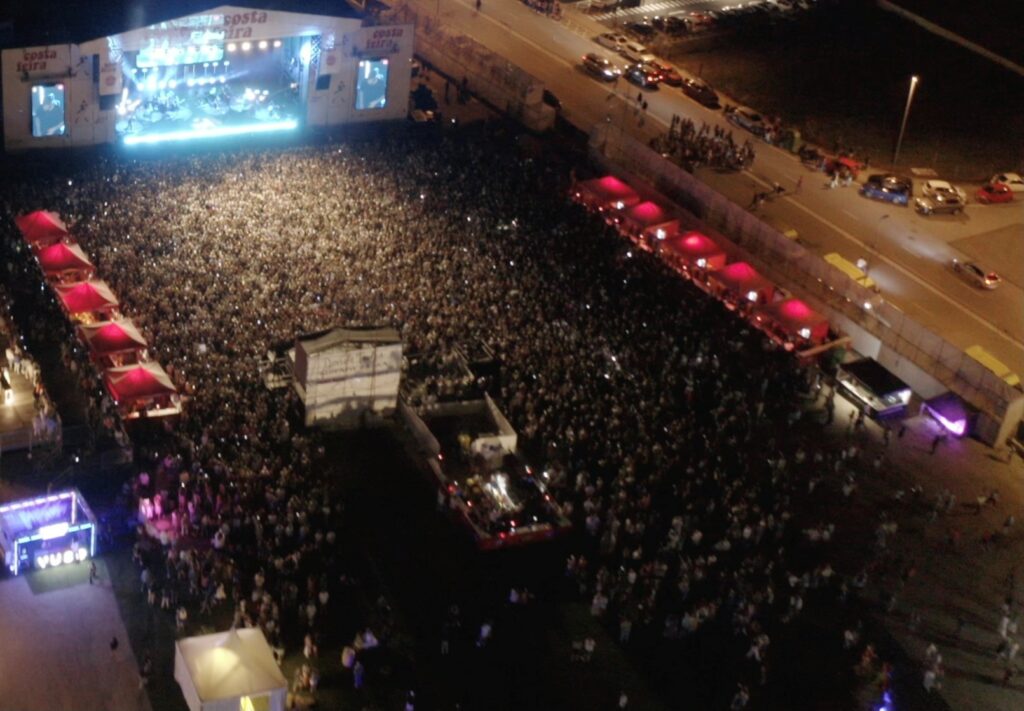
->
xmin=31 ymin=83 xmax=66 ymax=137
xmin=355 ymin=58 xmax=388 ymax=110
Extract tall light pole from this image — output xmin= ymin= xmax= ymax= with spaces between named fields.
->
xmin=892 ymin=74 xmax=919 ymax=168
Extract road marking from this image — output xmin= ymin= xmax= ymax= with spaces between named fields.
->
xmin=841 ymin=209 xmax=862 ymax=222
xmin=440 ymin=0 xmax=1024 ymax=356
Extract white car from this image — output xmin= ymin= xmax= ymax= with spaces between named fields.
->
xmin=595 ymin=33 xmax=628 ymax=51
xmin=922 ymin=180 xmax=966 ymax=203
xmin=618 ymin=41 xmax=648 ymax=61
xmin=990 ymin=173 xmax=1024 ymax=193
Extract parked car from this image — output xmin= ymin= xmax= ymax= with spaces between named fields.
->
xmin=976 ymin=182 xmax=1014 ymax=204
xmin=727 ymin=106 xmax=765 ymax=135
xmin=680 ymin=77 xmax=720 ymax=109
xmin=624 ymin=63 xmax=660 ymax=89
xmin=651 ymin=14 xmax=689 ymax=34
xmin=581 ymin=53 xmax=621 ymax=81
xmin=595 ymin=32 xmax=628 ymax=51
xmin=542 ymin=90 xmax=561 ymax=111
xmin=619 ymin=41 xmax=651 ymax=65
xmin=589 ymin=0 xmax=619 ymax=11
xmin=921 ymin=180 xmax=967 ymax=203
xmin=952 ymin=258 xmax=1000 ymax=290
xmin=989 ymin=173 xmax=1024 ymax=192
xmin=860 ymin=174 xmax=912 ymax=206
xmin=685 ymin=11 xmax=715 ymax=30
xmin=644 ymin=60 xmax=682 ymax=87
xmin=626 ymin=19 xmax=657 ymax=39
xmin=914 ymin=194 xmax=965 ymax=216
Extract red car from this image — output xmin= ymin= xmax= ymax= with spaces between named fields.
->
xmin=976 ymin=182 xmax=1014 ymax=204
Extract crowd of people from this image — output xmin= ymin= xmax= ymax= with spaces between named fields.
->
xmin=651 ymin=114 xmax=756 ymax=172
xmin=0 ymin=123 xmax=979 ymax=708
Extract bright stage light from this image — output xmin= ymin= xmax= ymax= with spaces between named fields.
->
xmin=169 ymin=80 xmax=178 ymax=89
xmin=258 ymin=40 xmax=268 ymax=50
xmin=241 ymin=41 xmax=252 ymax=51
xmin=273 ymin=40 xmax=282 ymax=48
xmin=187 ymin=78 xmax=195 ymax=87
xmin=39 ymin=522 xmax=70 ymax=540
xmin=124 ymin=119 xmax=300 ymax=146
xmin=299 ymin=42 xmax=313 ymax=65
xmin=219 ymin=76 xmax=227 ymax=83
xmin=227 ymin=43 xmax=237 ymax=52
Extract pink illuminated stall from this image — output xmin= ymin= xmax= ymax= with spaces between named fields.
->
xmin=54 ymin=279 xmax=120 ymax=321
xmin=615 ymin=201 xmax=675 ymax=243
xmin=755 ymin=298 xmax=830 ymax=346
xmin=572 ymin=175 xmax=640 ymax=212
xmin=15 ymin=210 xmax=68 ymax=248
xmin=658 ymin=231 xmax=727 ymax=275
xmin=707 ymin=262 xmax=775 ymax=307
xmin=78 ymin=320 xmax=148 ymax=366
xmin=36 ymin=241 xmax=96 ymax=282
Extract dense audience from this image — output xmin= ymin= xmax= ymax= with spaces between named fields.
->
xmin=0 ymin=126 xmax=891 ymax=706
xmin=652 ymin=114 xmax=756 ymax=171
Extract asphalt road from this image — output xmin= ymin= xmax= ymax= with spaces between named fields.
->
xmin=411 ymin=0 xmax=1024 ymax=375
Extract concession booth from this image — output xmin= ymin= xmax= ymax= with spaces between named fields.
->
xmin=54 ymin=279 xmax=120 ymax=322
xmin=36 ymin=241 xmax=96 ymax=282
xmin=571 ymin=175 xmax=640 ymax=212
xmin=0 ymin=488 xmax=98 ymax=575
xmin=78 ymin=319 xmax=149 ymax=367
xmin=708 ymin=261 xmax=775 ymax=309
xmin=104 ymin=361 xmax=180 ymax=418
xmin=175 ymin=628 xmax=287 ymax=711
xmin=613 ymin=200 xmax=675 ymax=242
xmin=755 ymin=298 xmax=830 ymax=348
xmin=836 ymin=358 xmax=912 ymax=417
xmin=657 ymin=231 xmax=727 ymax=277
xmin=14 ymin=209 xmax=68 ymax=247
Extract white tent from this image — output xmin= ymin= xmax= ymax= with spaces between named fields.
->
xmin=174 ymin=628 xmax=287 ymax=711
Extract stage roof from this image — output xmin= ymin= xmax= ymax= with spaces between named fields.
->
xmin=79 ymin=320 xmax=148 ymax=355
xmin=104 ymin=362 xmax=177 ymax=402
xmin=55 ymin=280 xmax=119 ymax=314
xmin=297 ymin=326 xmax=401 ymax=354
xmin=176 ymin=628 xmax=287 ymax=703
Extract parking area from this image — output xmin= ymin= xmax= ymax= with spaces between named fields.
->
xmin=0 ymin=560 xmax=150 ymax=711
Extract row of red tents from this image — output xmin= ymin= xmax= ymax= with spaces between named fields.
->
xmin=572 ymin=176 xmax=830 ymax=347
xmin=14 ymin=210 xmax=179 ymax=413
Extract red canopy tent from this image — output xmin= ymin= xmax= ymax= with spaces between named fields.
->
xmin=78 ymin=320 xmax=148 ymax=358
xmin=54 ymin=280 xmax=120 ymax=317
xmin=658 ymin=231 xmax=728 ymax=273
xmin=755 ymin=298 xmax=830 ymax=345
xmin=36 ymin=242 xmax=95 ymax=281
xmin=104 ymin=362 xmax=177 ymax=405
xmin=572 ymin=176 xmax=640 ymax=212
xmin=616 ymin=201 xmax=675 ymax=239
xmin=708 ymin=262 xmax=776 ymax=305
xmin=15 ymin=210 xmax=69 ymax=247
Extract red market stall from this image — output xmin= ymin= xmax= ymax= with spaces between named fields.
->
xmin=755 ymin=298 xmax=830 ymax=346
xmin=15 ymin=210 xmax=69 ymax=247
xmin=36 ymin=241 xmax=95 ymax=282
xmin=572 ymin=175 xmax=640 ymax=212
xmin=615 ymin=201 xmax=675 ymax=242
xmin=658 ymin=231 xmax=728 ymax=275
xmin=78 ymin=320 xmax=148 ymax=366
xmin=708 ymin=262 xmax=775 ymax=307
xmin=104 ymin=362 xmax=179 ymax=418
xmin=54 ymin=280 xmax=120 ymax=321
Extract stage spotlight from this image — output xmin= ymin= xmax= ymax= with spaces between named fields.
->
xmin=187 ymin=78 xmax=195 ymax=87
xmin=223 ymin=60 xmax=230 ymax=67
xmin=258 ymin=40 xmax=268 ymax=50
xmin=213 ymin=62 xmax=219 ymax=68
xmin=219 ymin=76 xmax=227 ymax=83
xmin=227 ymin=43 xmax=237 ymax=52
xmin=124 ymin=119 xmax=300 ymax=146
xmin=242 ymin=41 xmax=252 ymax=51
xmin=273 ymin=40 xmax=282 ymax=48
xmin=299 ymin=42 xmax=313 ymax=65
xmin=169 ymin=80 xmax=178 ymax=89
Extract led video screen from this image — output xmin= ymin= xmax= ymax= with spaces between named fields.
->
xmin=355 ymin=58 xmax=389 ymax=110
xmin=31 ymin=84 xmax=66 ymax=137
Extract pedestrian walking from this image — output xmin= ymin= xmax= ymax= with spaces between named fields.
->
xmin=89 ymin=561 xmax=98 ymax=585
xmin=110 ymin=636 xmax=119 ymax=657
xmin=795 ymin=175 xmax=803 ymax=193
xmin=475 ymin=0 xmax=481 ymax=10
xmin=353 ymin=660 xmax=365 ymax=690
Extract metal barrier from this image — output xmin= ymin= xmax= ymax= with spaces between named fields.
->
xmin=590 ymin=123 xmax=1022 ymax=443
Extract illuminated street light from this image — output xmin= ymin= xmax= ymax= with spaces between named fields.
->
xmin=892 ymin=75 xmax=919 ymax=168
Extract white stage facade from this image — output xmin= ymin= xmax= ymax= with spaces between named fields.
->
xmin=1 ymin=6 xmax=413 ymax=151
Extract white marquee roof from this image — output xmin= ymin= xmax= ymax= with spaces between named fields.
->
xmin=176 ymin=628 xmax=286 ymax=702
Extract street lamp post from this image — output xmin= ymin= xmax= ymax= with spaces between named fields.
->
xmin=892 ymin=75 xmax=919 ymax=168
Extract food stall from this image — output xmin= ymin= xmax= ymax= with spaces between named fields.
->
xmin=14 ymin=210 xmax=69 ymax=248
xmin=104 ymin=361 xmax=180 ymax=419
xmin=78 ymin=319 xmax=149 ymax=367
xmin=36 ymin=241 xmax=96 ymax=283
xmin=707 ymin=261 xmax=775 ymax=309
xmin=836 ymin=358 xmax=912 ymax=417
xmin=613 ymin=200 xmax=676 ymax=244
xmin=571 ymin=175 xmax=641 ymax=213
xmin=0 ymin=488 xmax=98 ymax=575
xmin=754 ymin=297 xmax=830 ymax=348
xmin=657 ymin=231 xmax=728 ymax=277
xmin=54 ymin=279 xmax=120 ymax=322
